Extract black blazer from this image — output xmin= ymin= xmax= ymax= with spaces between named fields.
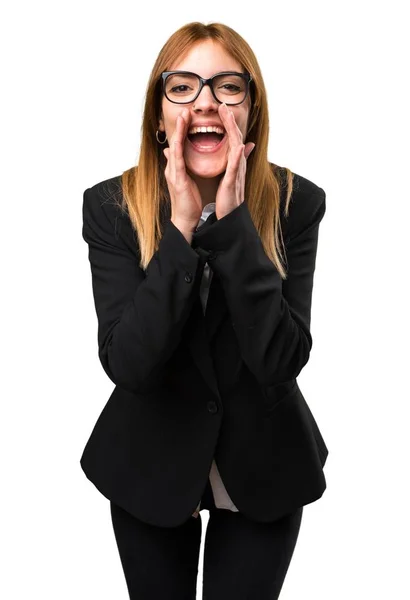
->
xmin=80 ymin=166 xmax=329 ymax=528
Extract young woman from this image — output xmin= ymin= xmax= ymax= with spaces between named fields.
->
xmin=81 ymin=20 xmax=329 ymax=600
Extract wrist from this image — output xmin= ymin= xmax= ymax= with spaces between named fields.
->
xmin=171 ymin=218 xmax=198 ymax=231
xmin=171 ymin=219 xmax=195 ymax=244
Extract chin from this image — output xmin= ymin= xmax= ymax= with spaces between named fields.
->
xmin=185 ymin=156 xmax=227 ymax=179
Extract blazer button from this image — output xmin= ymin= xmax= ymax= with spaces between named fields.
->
xmin=184 ymin=272 xmax=193 ymax=283
xmin=207 ymin=400 xmax=218 ymax=413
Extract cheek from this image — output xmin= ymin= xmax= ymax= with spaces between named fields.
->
xmin=161 ymin=107 xmax=176 ymax=136
xmin=232 ymin=112 xmax=248 ymax=139
xmin=165 ymin=116 xmax=181 ymax=141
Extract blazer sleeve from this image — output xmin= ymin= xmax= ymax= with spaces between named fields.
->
xmin=82 ymin=185 xmax=201 ymax=393
xmin=193 ymin=189 xmax=326 ymax=386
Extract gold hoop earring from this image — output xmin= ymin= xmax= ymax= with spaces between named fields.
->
xmin=156 ymin=130 xmax=167 ymax=144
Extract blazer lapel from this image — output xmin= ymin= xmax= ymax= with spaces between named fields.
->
xmin=120 ymin=197 xmax=226 ymax=397
xmin=204 ymin=269 xmax=228 ymax=344
xmin=181 ymin=211 xmax=228 ymax=398
xmin=192 ymin=210 xmax=228 ymax=344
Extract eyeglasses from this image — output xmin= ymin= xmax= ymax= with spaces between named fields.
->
xmin=161 ymin=70 xmax=253 ymax=106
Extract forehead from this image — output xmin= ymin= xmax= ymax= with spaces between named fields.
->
xmin=169 ymin=39 xmax=242 ymax=78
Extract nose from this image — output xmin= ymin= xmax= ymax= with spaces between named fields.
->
xmin=192 ymin=83 xmax=219 ymax=111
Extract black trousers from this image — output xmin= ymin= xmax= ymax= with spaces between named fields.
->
xmin=110 ymin=479 xmax=303 ymax=600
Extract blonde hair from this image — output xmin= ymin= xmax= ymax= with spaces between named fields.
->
xmin=117 ymin=21 xmax=294 ymax=278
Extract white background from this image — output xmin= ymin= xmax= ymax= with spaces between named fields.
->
xmin=2 ymin=0 xmax=409 ymax=598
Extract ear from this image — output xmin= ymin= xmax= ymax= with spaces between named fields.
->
xmin=158 ymin=116 xmax=165 ymax=131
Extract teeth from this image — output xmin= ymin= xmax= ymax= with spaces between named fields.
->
xmin=188 ymin=126 xmax=225 ymax=135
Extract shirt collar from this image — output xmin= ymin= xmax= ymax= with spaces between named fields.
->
xmin=197 ymin=202 xmax=216 ymax=228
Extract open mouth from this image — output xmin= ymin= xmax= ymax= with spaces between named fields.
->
xmin=187 ymin=131 xmax=226 ymax=152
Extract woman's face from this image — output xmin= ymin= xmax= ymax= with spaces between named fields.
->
xmin=158 ymin=39 xmax=251 ymax=179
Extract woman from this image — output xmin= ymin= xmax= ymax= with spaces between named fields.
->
xmin=81 ymin=21 xmax=329 ymax=599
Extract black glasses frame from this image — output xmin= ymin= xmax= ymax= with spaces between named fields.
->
xmin=161 ymin=70 xmax=253 ymax=106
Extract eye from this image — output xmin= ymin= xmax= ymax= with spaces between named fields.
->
xmin=219 ymin=84 xmax=241 ymax=92
xmin=170 ymin=85 xmax=192 ymax=93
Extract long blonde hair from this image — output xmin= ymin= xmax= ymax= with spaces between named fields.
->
xmin=117 ymin=21 xmax=294 ymax=279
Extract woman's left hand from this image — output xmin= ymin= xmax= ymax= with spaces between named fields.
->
xmin=215 ymin=103 xmax=255 ymax=220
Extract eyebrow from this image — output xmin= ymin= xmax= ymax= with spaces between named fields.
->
xmin=167 ymin=70 xmax=245 ymax=76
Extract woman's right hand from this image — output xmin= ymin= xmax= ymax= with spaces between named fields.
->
xmin=163 ymin=108 xmax=203 ymax=231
